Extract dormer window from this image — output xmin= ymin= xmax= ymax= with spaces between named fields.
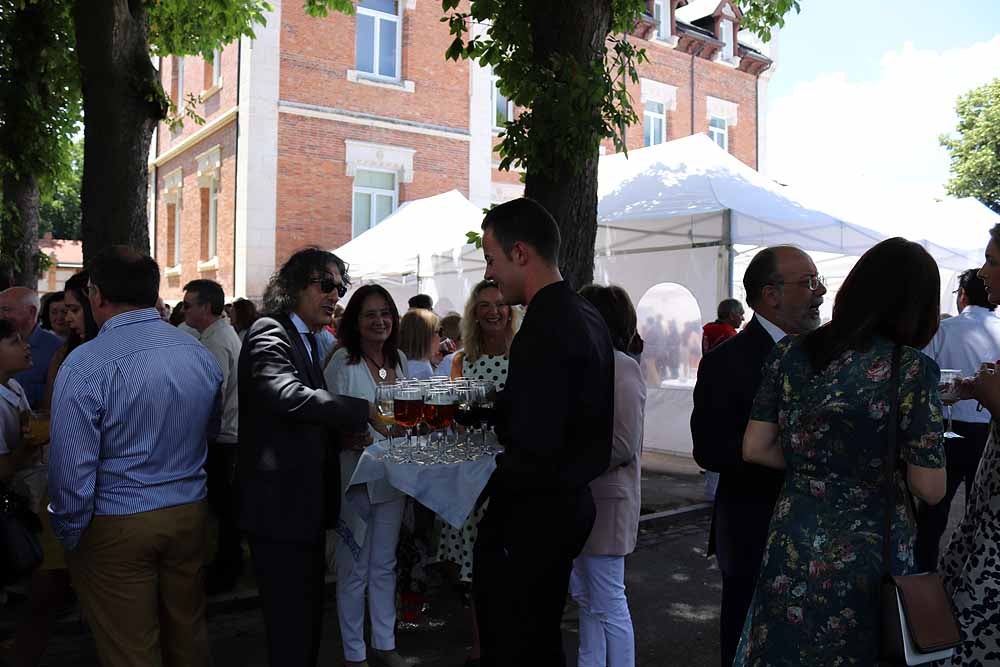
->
xmin=719 ymin=18 xmax=735 ymax=60
xmin=653 ymin=0 xmax=669 ymax=39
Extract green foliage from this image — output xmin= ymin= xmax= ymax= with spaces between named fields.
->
xmin=466 ymin=230 xmax=482 ymax=249
xmin=443 ymin=0 xmax=649 ymax=179
xmin=941 ymin=78 xmax=1000 ymax=214
xmin=39 ymin=137 xmax=82 ymax=240
xmin=736 ymin=0 xmax=801 ymax=42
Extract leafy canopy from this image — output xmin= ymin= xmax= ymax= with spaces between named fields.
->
xmin=941 ymin=77 xmax=1000 ymax=214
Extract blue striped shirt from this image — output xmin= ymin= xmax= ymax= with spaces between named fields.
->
xmin=47 ymin=308 xmax=223 ymax=550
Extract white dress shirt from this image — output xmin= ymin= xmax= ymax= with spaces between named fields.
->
xmin=924 ymin=305 xmax=1000 ymax=424
xmin=755 ymin=313 xmax=787 ymax=344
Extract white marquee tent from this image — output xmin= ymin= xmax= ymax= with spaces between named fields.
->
xmin=335 ymin=134 xmax=998 ymax=457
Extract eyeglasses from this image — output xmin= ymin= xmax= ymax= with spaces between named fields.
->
xmin=311 ymin=277 xmax=347 ymax=298
xmin=768 ymin=275 xmax=826 ymax=292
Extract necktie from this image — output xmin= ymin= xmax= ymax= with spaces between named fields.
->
xmin=305 ymin=332 xmax=324 ymax=388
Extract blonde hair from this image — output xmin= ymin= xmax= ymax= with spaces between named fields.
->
xmin=399 ymin=308 xmax=440 ymax=361
xmin=461 ymin=280 xmax=521 ymax=363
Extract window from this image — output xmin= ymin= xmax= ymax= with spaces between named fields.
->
xmin=709 ymin=116 xmax=728 ymax=151
xmin=355 ymin=0 xmax=401 ymax=80
xmin=201 ymin=179 xmax=218 ymax=260
xmin=166 ymin=201 xmax=182 ymax=266
xmin=175 ymin=56 xmax=185 ymax=105
xmin=644 ymin=101 xmax=666 ymax=146
xmin=653 ymin=0 xmax=669 ymax=39
xmin=719 ymin=19 xmax=735 ymax=60
xmin=204 ymin=49 xmax=222 ymax=89
xmin=352 ymin=169 xmax=397 ymax=237
xmin=491 ymin=73 xmax=514 ymax=132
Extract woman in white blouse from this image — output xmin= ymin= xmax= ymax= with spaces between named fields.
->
xmin=324 ymin=284 xmax=409 ymax=667
xmin=572 ymin=284 xmax=647 ymax=667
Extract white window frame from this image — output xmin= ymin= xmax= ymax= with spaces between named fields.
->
xmin=356 ymin=0 xmax=403 ymax=82
xmin=643 ymin=100 xmax=666 ymax=146
xmin=212 ymin=49 xmax=222 ymax=87
xmin=491 ymin=72 xmax=514 ymax=133
xmin=719 ymin=18 xmax=735 ymax=61
xmin=709 ymin=115 xmax=728 ymax=151
xmin=176 ymin=56 xmax=185 ymax=105
xmin=162 ymin=168 xmax=183 ymax=271
xmin=172 ymin=198 xmax=183 ymax=264
xmin=653 ymin=0 xmax=669 ymax=39
xmin=352 ymin=168 xmax=398 ymax=238
xmin=207 ymin=177 xmax=218 ymax=259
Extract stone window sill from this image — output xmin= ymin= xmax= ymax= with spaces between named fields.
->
xmin=346 ymin=70 xmax=415 ymax=93
xmin=201 ymin=82 xmax=222 ymax=99
xmin=165 ymin=264 xmax=183 ymax=277
xmin=652 ymin=35 xmax=679 ymax=48
xmin=197 ymin=256 xmax=219 ymax=272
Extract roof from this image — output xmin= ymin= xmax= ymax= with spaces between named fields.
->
xmin=38 ymin=236 xmax=83 ymax=266
xmin=675 ymin=0 xmax=723 ymax=23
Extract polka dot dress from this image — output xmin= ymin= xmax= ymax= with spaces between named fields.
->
xmin=433 ymin=353 xmax=508 ymax=582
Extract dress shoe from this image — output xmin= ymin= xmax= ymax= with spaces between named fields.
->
xmin=369 ymin=648 xmax=408 ymax=667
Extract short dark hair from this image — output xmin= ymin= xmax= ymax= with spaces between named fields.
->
xmin=40 ymin=292 xmax=64 ymax=329
xmin=336 ymin=284 xmax=401 ymax=369
xmin=804 ymin=237 xmax=940 ymax=371
xmin=743 ymin=247 xmax=783 ymax=309
xmin=183 ymin=279 xmax=225 ymax=316
xmin=0 ymin=318 xmax=18 ymax=341
xmin=958 ymin=269 xmax=994 ymax=311
xmin=990 ymin=223 xmax=1000 ymax=246
xmin=231 ymin=298 xmax=258 ymax=332
xmin=408 ymin=294 xmax=433 ymax=310
xmin=262 ymin=246 xmax=350 ymax=316
xmin=481 ymin=197 xmax=561 ymax=265
xmin=717 ymin=298 xmax=743 ymax=321
xmin=578 ymin=284 xmax=637 ymax=353
xmin=87 ymin=246 xmax=160 ymax=308
xmin=63 ymin=271 xmax=99 ymax=349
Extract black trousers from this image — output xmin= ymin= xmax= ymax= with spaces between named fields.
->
xmin=249 ymin=536 xmax=327 ymax=667
xmin=207 ymin=441 xmax=243 ymax=572
xmin=720 ymin=574 xmax=756 ymax=667
xmin=915 ymin=420 xmax=989 ymax=571
xmin=474 ymin=490 xmax=596 ymax=667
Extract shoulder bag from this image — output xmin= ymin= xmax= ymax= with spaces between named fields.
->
xmin=0 ymin=486 xmax=42 ymax=584
xmin=879 ymin=346 xmax=962 ymax=664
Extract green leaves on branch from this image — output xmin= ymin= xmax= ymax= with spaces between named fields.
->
xmin=941 ymin=77 xmax=1000 ymax=214
xmin=736 ymin=0 xmax=801 ymax=42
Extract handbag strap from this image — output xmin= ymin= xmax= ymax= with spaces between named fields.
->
xmin=883 ymin=345 xmax=902 ymax=577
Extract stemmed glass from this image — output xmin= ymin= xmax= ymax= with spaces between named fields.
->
xmin=424 ymin=387 xmax=458 ymax=458
xmin=939 ymin=369 xmax=964 ymax=439
xmin=374 ymin=383 xmax=397 ymax=453
xmin=394 ymin=384 xmax=425 ymax=452
xmin=472 ymin=380 xmax=496 ymax=449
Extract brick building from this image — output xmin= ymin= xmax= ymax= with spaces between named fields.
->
xmin=148 ymin=0 xmax=773 ymax=301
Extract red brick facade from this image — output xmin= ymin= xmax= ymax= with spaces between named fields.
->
xmin=149 ymin=0 xmax=769 ymax=301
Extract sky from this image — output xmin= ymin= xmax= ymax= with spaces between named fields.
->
xmin=763 ymin=0 xmax=1000 ymax=208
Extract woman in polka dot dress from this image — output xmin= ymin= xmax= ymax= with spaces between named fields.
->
xmin=437 ymin=279 xmax=520 ymax=666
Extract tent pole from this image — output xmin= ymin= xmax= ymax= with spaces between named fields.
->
xmin=417 ymin=254 xmax=422 ymax=293
xmin=722 ymin=209 xmax=734 ymax=299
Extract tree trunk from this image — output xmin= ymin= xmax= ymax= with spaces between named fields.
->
xmin=522 ymin=0 xmax=612 ymax=290
xmin=1 ymin=174 xmax=41 ymax=290
xmin=74 ymin=0 xmax=166 ymax=263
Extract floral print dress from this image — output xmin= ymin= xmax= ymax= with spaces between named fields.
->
xmin=734 ymin=336 xmax=945 ymax=667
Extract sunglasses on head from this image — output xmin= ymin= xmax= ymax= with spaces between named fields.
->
xmin=312 ymin=277 xmax=348 ymax=298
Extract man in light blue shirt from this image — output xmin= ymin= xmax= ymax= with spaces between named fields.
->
xmin=918 ymin=268 xmax=1000 ymax=569
xmin=48 ymin=247 xmax=222 ymax=667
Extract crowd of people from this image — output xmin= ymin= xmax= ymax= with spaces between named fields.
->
xmin=0 ymin=195 xmax=999 ymax=667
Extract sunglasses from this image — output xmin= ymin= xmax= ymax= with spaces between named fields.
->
xmin=312 ymin=277 xmax=348 ymax=298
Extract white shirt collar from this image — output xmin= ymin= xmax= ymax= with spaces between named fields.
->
xmin=289 ymin=312 xmax=312 ymax=335
xmin=755 ymin=313 xmax=787 ymax=343
xmin=961 ymin=305 xmax=997 ymax=320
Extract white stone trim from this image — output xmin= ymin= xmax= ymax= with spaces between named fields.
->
xmin=151 ymin=106 xmax=238 ymax=168
xmin=640 ymin=78 xmax=679 ymax=111
xmin=196 ymin=145 xmax=221 ymax=188
xmin=405 ymin=0 xmax=415 ymax=8
xmin=200 ymin=81 xmax=223 ymax=99
xmin=346 ymin=69 xmax=415 ymax=93
xmin=490 ymin=181 xmax=524 ymax=204
xmin=706 ymin=95 xmax=739 ymax=126
xmin=278 ymin=103 xmax=471 ymax=142
xmin=721 ymin=4 xmax=736 ymax=18
xmin=165 ymin=264 xmax=183 ymax=277
xmin=162 ymin=168 xmax=183 ymax=203
xmin=652 ymin=35 xmax=679 ymax=48
xmin=197 ymin=256 xmax=220 ymax=272
xmin=345 ymin=140 xmax=416 ymax=183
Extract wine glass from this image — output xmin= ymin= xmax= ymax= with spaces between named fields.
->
xmin=473 ymin=380 xmax=496 ymax=449
xmin=939 ymin=369 xmax=964 ymax=439
xmin=394 ymin=384 xmax=425 ymax=452
xmin=374 ymin=383 xmax=397 ymax=453
xmin=424 ymin=388 xmax=458 ymax=458
xmin=453 ymin=385 xmax=477 ymax=454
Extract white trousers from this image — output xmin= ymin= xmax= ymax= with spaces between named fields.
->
xmin=335 ymin=495 xmax=405 ymax=662
xmin=570 ymin=554 xmax=635 ymax=667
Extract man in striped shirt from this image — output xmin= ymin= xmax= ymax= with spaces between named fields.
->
xmin=48 ymin=247 xmax=223 ymax=667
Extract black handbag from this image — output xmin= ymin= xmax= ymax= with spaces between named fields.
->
xmin=0 ymin=487 xmax=43 ymax=584
xmin=878 ymin=347 xmax=962 ymax=665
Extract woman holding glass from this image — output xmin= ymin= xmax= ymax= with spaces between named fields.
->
xmin=938 ymin=223 xmax=1000 ymax=666
xmin=324 ymin=284 xmax=409 ymax=667
xmin=11 ymin=271 xmax=100 ymax=666
xmin=569 ymin=284 xmax=646 ymax=667
xmin=399 ymin=308 xmax=444 ymax=380
xmin=735 ymin=238 xmax=947 ymax=665
xmin=432 ymin=279 xmax=518 ymax=667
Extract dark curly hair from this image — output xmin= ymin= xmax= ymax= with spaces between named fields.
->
xmin=262 ymin=247 xmax=350 ymax=316
xmin=335 ymin=284 xmax=401 ymax=370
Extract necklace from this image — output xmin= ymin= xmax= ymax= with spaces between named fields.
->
xmin=364 ymin=353 xmax=388 ymax=381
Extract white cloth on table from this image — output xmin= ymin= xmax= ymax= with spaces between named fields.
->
xmin=570 ymin=554 xmax=635 ymax=667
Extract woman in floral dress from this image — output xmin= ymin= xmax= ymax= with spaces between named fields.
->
xmin=735 ymin=238 xmax=947 ymax=666
xmin=938 ymin=225 xmax=1000 ymax=666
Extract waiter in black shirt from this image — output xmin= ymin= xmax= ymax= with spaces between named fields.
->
xmin=474 ymin=198 xmax=615 ymax=667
